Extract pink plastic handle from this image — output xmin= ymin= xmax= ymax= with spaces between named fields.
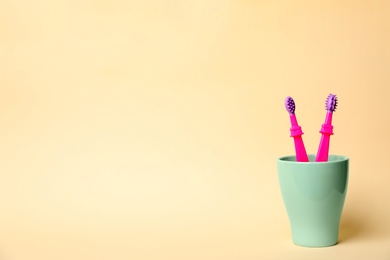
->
xmin=294 ymin=136 xmax=309 ymax=162
xmin=315 ymin=112 xmax=334 ymax=162
xmin=289 ymin=114 xmax=309 ymax=162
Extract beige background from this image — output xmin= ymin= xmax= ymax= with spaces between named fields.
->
xmin=1 ymin=0 xmax=389 ymax=259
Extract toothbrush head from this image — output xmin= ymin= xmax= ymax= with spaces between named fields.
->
xmin=326 ymin=94 xmax=337 ymax=112
xmin=285 ymin=96 xmax=295 ymax=115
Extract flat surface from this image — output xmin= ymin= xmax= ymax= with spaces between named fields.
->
xmin=1 ymin=1 xmax=390 ymax=259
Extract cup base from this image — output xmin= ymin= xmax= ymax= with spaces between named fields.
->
xmin=291 ymin=226 xmax=339 ymax=248
xmin=292 ymin=240 xmax=338 ymax=248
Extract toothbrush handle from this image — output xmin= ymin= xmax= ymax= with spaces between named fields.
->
xmin=289 ymin=114 xmax=309 ymax=162
xmin=293 ymin=136 xmax=309 ymax=162
xmin=316 ymin=111 xmax=333 ymax=162
xmin=316 ymin=134 xmax=331 ymax=162
xmin=315 ymin=121 xmax=334 ymax=162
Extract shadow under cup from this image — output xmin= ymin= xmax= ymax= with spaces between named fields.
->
xmin=277 ymin=155 xmax=349 ymax=247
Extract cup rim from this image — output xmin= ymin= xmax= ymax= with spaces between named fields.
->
xmin=278 ymin=154 xmax=349 ymax=164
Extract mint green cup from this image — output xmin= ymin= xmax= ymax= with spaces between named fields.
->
xmin=277 ymin=154 xmax=349 ymax=247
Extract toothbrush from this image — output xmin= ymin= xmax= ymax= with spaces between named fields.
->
xmin=285 ymin=96 xmax=309 ymax=162
xmin=315 ymin=94 xmax=338 ymax=162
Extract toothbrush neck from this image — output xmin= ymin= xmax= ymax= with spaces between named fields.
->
xmin=289 ymin=114 xmax=298 ymax=126
xmin=324 ymin=111 xmax=333 ymax=125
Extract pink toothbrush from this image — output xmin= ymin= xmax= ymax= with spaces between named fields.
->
xmin=285 ymin=96 xmax=309 ymax=162
xmin=315 ymin=94 xmax=338 ymax=162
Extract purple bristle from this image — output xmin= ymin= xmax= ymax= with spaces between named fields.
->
xmin=326 ymin=94 xmax=337 ymax=112
xmin=285 ymin=96 xmax=295 ymax=114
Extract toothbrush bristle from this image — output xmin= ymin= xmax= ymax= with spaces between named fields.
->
xmin=285 ymin=96 xmax=295 ymax=114
xmin=326 ymin=94 xmax=337 ymax=112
